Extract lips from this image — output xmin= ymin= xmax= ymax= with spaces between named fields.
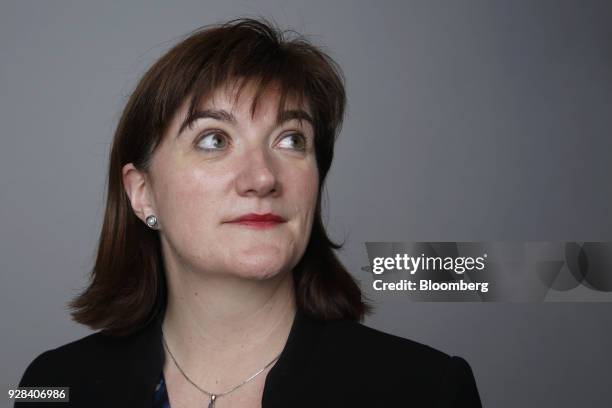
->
xmin=228 ymin=213 xmax=286 ymax=223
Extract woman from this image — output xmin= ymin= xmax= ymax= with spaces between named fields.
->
xmin=16 ymin=18 xmax=482 ymax=408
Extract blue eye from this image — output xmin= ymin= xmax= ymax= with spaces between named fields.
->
xmin=196 ymin=131 xmax=229 ymax=151
xmin=278 ymin=133 xmax=307 ymax=151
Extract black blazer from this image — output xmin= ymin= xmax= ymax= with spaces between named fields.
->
xmin=15 ymin=308 xmax=482 ymax=407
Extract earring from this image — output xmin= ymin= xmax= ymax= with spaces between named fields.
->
xmin=145 ymin=214 xmax=159 ymax=230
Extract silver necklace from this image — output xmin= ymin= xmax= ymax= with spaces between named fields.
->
xmin=161 ymin=329 xmax=281 ymax=408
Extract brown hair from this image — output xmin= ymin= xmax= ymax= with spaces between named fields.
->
xmin=68 ymin=17 xmax=373 ymax=336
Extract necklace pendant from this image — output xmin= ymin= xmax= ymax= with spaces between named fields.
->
xmin=207 ymin=394 xmax=217 ymax=408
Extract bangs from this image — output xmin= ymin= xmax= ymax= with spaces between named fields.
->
xmin=183 ymin=22 xmax=312 ymax=131
xmin=187 ymin=74 xmax=311 ymax=131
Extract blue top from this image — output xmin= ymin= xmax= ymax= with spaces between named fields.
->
xmin=152 ymin=373 xmax=170 ymax=408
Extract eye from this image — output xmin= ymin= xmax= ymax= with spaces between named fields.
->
xmin=196 ymin=131 xmax=229 ymax=151
xmin=277 ymin=132 xmax=307 ymax=151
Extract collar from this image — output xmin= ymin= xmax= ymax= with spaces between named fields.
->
xmin=113 ymin=306 xmax=327 ymax=407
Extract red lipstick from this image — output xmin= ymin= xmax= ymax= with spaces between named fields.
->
xmin=227 ymin=213 xmax=286 ymax=228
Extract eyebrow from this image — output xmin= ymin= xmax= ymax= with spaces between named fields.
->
xmin=177 ymin=108 xmax=314 ymax=137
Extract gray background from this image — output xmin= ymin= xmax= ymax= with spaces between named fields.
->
xmin=2 ymin=1 xmax=611 ymax=407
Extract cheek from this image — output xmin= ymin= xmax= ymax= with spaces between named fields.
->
xmin=306 ymin=172 xmax=319 ymax=213
xmin=155 ymin=168 xmax=223 ymax=246
xmin=291 ymin=166 xmax=319 ymax=224
xmin=308 ymin=163 xmax=320 ymax=206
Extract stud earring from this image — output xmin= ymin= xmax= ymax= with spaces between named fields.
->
xmin=145 ymin=214 xmax=159 ymax=230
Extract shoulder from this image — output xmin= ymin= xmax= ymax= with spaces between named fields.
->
xmin=17 ymin=329 xmax=137 ymax=387
xmin=321 ymin=318 xmax=451 ymax=369
xmin=16 ymin=322 xmax=163 ymax=407
xmin=313 ymin=319 xmax=482 ymax=407
xmin=17 ymin=332 xmax=108 ymax=386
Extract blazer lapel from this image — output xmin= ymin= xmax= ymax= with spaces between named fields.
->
xmin=261 ymin=309 xmax=327 ymax=407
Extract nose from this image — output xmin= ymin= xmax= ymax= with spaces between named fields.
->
xmin=235 ymin=145 xmax=279 ymax=197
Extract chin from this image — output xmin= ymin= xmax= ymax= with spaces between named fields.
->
xmin=233 ymin=266 xmax=286 ymax=281
xmin=229 ymin=255 xmax=290 ymax=281
xmin=216 ymin=239 xmax=299 ymax=279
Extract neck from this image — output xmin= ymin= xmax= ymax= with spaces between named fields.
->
xmin=160 ymin=260 xmax=297 ymax=391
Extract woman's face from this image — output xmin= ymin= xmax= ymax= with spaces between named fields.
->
xmin=131 ymin=83 xmax=319 ymax=281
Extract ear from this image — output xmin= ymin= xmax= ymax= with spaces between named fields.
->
xmin=122 ymin=163 xmax=157 ymax=224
